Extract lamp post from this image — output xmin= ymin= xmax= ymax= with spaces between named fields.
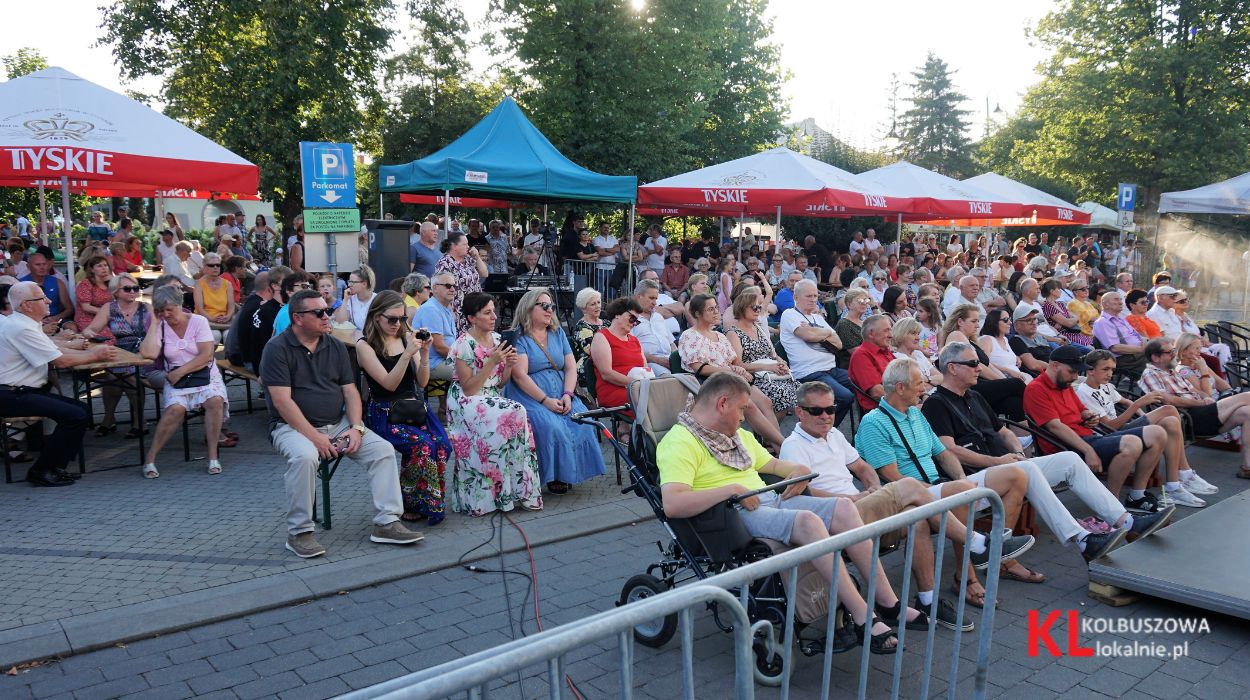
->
xmin=984 ymin=92 xmax=1003 ymax=138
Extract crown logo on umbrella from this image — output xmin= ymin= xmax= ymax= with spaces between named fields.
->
xmin=23 ymin=113 xmax=95 ymax=141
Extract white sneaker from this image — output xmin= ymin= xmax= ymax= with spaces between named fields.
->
xmin=1156 ymin=488 xmax=1173 ymax=509
xmin=1166 ymin=485 xmax=1207 ymax=508
xmin=1182 ymin=473 xmax=1219 ymax=495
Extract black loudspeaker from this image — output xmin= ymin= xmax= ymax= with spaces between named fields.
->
xmin=364 ymin=219 xmax=415 ymax=289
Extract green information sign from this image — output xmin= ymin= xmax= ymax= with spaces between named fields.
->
xmin=304 ymin=208 xmax=361 ymax=233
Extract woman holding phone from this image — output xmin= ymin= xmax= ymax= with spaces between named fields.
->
xmin=447 ymin=292 xmax=542 ymax=516
xmin=333 ymin=264 xmax=377 ymax=332
xmin=356 ymin=290 xmax=451 ymax=524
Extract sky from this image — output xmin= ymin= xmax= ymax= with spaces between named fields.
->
xmin=6 ymin=0 xmax=1057 ymax=150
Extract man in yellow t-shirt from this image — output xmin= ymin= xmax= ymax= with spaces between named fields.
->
xmin=656 ymin=373 xmax=925 ymax=652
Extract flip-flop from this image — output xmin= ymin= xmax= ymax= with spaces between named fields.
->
xmin=1237 ymin=469 xmax=1250 ymax=480
xmin=1000 ymin=561 xmax=1047 ymax=584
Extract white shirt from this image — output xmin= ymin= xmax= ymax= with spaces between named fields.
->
xmin=1076 ymin=380 xmax=1123 ymax=419
xmin=593 ymin=235 xmax=618 ymax=269
xmin=643 ymin=235 xmax=667 ymax=271
xmin=188 ymin=251 xmax=204 ymax=278
xmin=163 ymin=254 xmax=195 ymax=286
xmin=848 ymin=240 xmax=865 ymax=258
xmin=780 ymin=307 xmax=837 ymax=379
xmin=779 ymin=425 xmax=861 ymax=496
xmin=942 ymin=287 xmax=984 ymax=318
xmin=631 ymin=310 xmax=674 ymax=376
xmin=656 ymin=292 xmax=682 ymax=337
xmin=0 ymin=312 xmax=61 ymax=387
xmin=15 ymin=216 xmax=29 ymax=236
xmin=156 ymin=241 xmax=176 ymax=262
xmin=1146 ymin=304 xmax=1182 ymax=338
xmin=863 ymin=238 xmax=882 ymax=253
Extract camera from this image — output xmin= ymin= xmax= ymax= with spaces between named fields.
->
xmin=414 ymin=328 xmax=431 ymax=341
xmin=539 ymin=220 xmax=558 ymax=243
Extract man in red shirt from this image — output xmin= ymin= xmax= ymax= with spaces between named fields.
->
xmin=848 ymin=315 xmax=897 ymax=412
xmin=1023 ymin=345 xmax=1168 ymax=513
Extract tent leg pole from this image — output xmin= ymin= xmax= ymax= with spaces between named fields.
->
xmin=378 ymin=193 xmax=384 ymax=219
xmin=61 ymin=176 xmax=76 ymax=299
xmin=776 ymin=205 xmax=782 ymax=246
xmin=626 ymin=204 xmax=636 ymax=290
xmin=38 ymin=183 xmax=48 ymax=247
xmin=444 ymin=190 xmax=450 ymax=237
xmin=897 ymin=212 xmax=902 ymax=255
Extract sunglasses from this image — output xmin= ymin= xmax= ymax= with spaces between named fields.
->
xmin=295 ymin=308 xmax=333 ymax=319
xmin=799 ymin=405 xmax=837 ymax=416
xmin=1177 ymin=299 xmax=1189 ymax=304
xmin=120 ymin=285 xmax=141 ymax=293
xmin=627 ymin=313 xmax=641 ymax=327
xmin=750 ymin=305 xmax=763 ymax=312
xmin=380 ymin=314 xmax=406 ymax=324
xmin=946 ymin=359 xmax=980 ymax=368
xmin=537 ymin=302 xmax=554 ymax=312
xmin=204 ymin=263 xmax=221 ymax=268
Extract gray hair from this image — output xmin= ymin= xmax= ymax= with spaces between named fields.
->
xmin=890 ymin=317 xmax=921 ymax=346
xmin=794 ymin=279 xmax=818 ymax=295
xmin=575 ymin=287 xmax=601 ymax=309
xmin=797 ymin=380 xmax=834 ymax=405
xmin=1099 ymin=290 xmax=1124 ymax=307
xmin=958 ymin=274 xmax=980 ymax=288
xmin=862 ymin=314 xmax=890 ymax=335
xmin=151 ymin=284 xmax=183 ymax=311
xmin=203 ymin=252 xmax=222 ymax=265
xmin=882 ymin=357 xmax=917 ymax=395
xmin=522 ymin=246 xmax=540 ymax=260
xmin=420 ymin=221 xmax=437 ymax=235
xmin=402 ymin=273 xmax=429 ymax=296
xmin=6 ymin=281 xmax=41 ymax=308
xmin=432 ymin=271 xmax=455 ymax=285
xmin=1026 ymin=255 xmax=1048 ymax=272
xmin=174 ymin=240 xmax=192 ymax=253
xmin=938 ymin=341 xmax=977 ymax=369
xmin=633 ymin=278 xmax=661 ymax=296
xmin=108 ymin=273 xmax=138 ymax=294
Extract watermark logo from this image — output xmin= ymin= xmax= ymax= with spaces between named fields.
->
xmin=1028 ymin=610 xmax=1210 ymax=660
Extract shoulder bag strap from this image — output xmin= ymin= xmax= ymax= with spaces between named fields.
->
xmin=879 ymin=407 xmax=934 ymax=485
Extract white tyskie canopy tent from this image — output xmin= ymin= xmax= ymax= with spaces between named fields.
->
xmin=1079 ymin=201 xmax=1121 ymax=230
xmin=1158 ymin=172 xmax=1250 ymax=214
xmin=855 ymin=162 xmax=1030 ymax=220
xmin=0 ymin=67 xmax=260 ymax=287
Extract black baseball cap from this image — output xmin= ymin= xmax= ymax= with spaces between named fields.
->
xmin=1050 ymin=345 xmax=1087 ymax=371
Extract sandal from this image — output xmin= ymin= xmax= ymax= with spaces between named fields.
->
xmin=142 ymin=463 xmax=159 ymax=479
xmin=951 ymin=577 xmax=987 ymax=609
xmin=1237 ymin=469 xmax=1250 ymax=480
xmin=209 ymin=435 xmax=239 ymax=448
xmin=223 ymin=430 xmax=239 ymax=440
xmin=878 ymin=600 xmax=929 ymax=631
xmin=207 ymin=460 xmax=222 ymax=475
xmin=1000 ymin=560 xmax=1047 ymax=584
xmin=547 ymin=481 xmax=570 ymax=495
xmin=123 ymin=427 xmax=147 ymax=440
xmin=853 ymin=615 xmax=898 ymax=655
xmin=94 ymin=423 xmax=117 ymax=437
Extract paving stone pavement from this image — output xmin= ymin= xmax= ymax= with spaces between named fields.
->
xmin=3 ymin=468 xmax=1250 ymax=699
xmin=0 ymin=379 xmax=649 ymax=664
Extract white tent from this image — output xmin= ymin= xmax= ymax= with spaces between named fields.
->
xmin=1078 ymin=201 xmax=1121 ymax=230
xmin=0 ymin=67 xmax=259 ymax=288
xmin=855 ymin=162 xmax=1030 ymax=220
xmin=1159 ymin=172 xmax=1250 ymax=214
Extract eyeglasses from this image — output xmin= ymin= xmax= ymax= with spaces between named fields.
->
xmin=204 ymin=263 xmax=221 ymax=268
xmin=1071 ymin=286 xmax=1088 ymax=291
xmin=1159 ymin=349 xmax=1175 ymax=355
xmin=1176 ymin=299 xmax=1190 ymax=304
xmin=750 ymin=305 xmax=763 ymax=312
xmin=294 ymin=308 xmax=333 ymax=319
xmin=380 ymin=314 xmax=406 ymax=324
xmin=295 ymin=283 xmax=312 ymax=290
xmin=120 ymin=285 xmax=141 ymax=293
xmin=349 ymin=279 xmax=364 ymax=285
xmin=433 ymin=282 xmax=454 ymax=289
xmin=798 ymin=405 xmax=837 ymax=416
xmin=946 ymin=359 xmax=980 ymax=368
xmin=537 ymin=302 xmax=554 ymax=312
xmin=24 ymin=296 xmax=49 ymax=304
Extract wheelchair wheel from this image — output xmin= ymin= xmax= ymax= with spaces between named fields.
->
xmin=752 ymin=637 xmax=785 ymax=686
xmin=619 ymin=574 xmax=677 ymax=648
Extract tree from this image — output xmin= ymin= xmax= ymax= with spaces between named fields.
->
xmin=99 ymin=0 xmax=395 ymax=224
xmin=897 ymin=52 xmax=975 ymax=177
xmin=487 ymin=0 xmax=787 ymax=184
xmin=2 ymin=47 xmax=47 ymax=80
xmin=994 ymin=0 xmax=1250 ymax=210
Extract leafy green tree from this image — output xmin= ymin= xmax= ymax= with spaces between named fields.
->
xmin=2 ymin=47 xmax=47 ymax=80
xmin=99 ymin=0 xmax=394 ymax=223
xmin=898 ymin=52 xmax=975 ymax=177
xmin=487 ymin=0 xmax=787 ymax=184
xmin=994 ymin=0 xmax=1250 ymax=209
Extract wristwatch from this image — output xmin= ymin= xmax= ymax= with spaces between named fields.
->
xmin=352 ymin=423 xmax=367 ymax=437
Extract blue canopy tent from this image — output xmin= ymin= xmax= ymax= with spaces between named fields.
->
xmin=379 ymin=96 xmax=637 ymax=233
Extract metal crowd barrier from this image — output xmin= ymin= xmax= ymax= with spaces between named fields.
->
xmin=339 ymin=487 xmax=1005 ymax=700
xmin=563 ymin=258 xmax=615 ymax=299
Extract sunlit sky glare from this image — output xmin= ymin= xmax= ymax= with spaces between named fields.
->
xmin=9 ymin=0 xmax=1057 ymax=150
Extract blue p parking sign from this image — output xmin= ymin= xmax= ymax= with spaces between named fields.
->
xmin=300 ymin=141 xmax=357 ymax=208
xmin=1118 ymin=183 xmax=1137 ymax=212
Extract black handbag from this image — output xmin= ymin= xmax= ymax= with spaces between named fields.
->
xmin=386 ymin=356 xmax=428 ymax=427
xmin=160 ymin=323 xmax=211 ymax=388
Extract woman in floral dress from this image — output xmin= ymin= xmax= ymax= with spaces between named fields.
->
xmin=434 ymin=231 xmax=488 ymax=334
xmin=447 ymin=292 xmax=543 ymax=516
xmin=723 ymin=286 xmax=798 ymax=421
xmin=356 ymin=291 xmax=452 ymax=524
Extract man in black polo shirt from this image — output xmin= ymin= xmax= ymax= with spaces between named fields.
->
xmin=260 ymin=290 xmax=424 ymax=558
xmin=923 ymin=342 xmax=1171 ymax=566
xmin=1007 ymin=304 xmax=1051 ymax=375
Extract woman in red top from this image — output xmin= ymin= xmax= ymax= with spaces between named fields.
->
xmin=75 ymin=255 xmax=115 ymax=332
xmin=590 ymin=296 xmax=646 ymax=415
xmin=122 ymin=236 xmax=145 ymax=270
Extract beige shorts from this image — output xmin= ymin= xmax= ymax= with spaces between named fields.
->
xmin=853 ymin=481 xmax=914 ymax=548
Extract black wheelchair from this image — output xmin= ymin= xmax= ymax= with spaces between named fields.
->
xmin=571 ymin=377 xmax=857 ymax=685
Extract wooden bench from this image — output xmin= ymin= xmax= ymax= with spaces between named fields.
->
xmin=215 ymin=357 xmax=260 ymax=414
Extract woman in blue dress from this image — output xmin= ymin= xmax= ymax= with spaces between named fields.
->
xmin=504 ymin=288 xmax=606 ymax=494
